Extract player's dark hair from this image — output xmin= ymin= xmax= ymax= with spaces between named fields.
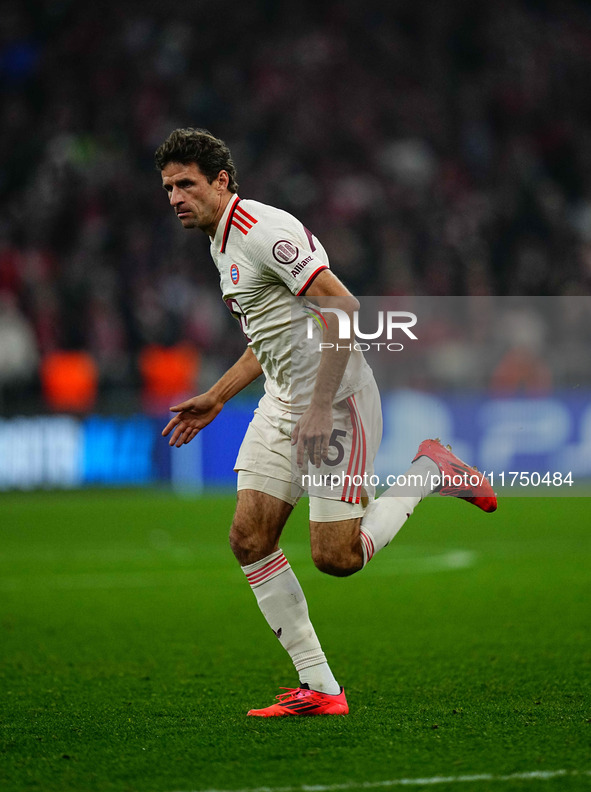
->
xmin=154 ymin=128 xmax=239 ymax=193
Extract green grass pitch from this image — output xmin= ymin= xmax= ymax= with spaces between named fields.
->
xmin=1 ymin=490 xmax=590 ymax=792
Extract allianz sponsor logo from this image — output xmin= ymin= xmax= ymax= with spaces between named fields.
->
xmin=304 ymin=307 xmax=418 ymax=351
xmin=291 ymin=255 xmax=313 ymax=277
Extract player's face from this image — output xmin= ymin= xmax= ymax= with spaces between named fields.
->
xmin=161 ymin=161 xmax=225 ymax=235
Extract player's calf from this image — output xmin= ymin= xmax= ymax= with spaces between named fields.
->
xmin=311 ymin=548 xmax=363 ymax=577
xmin=310 ymin=518 xmax=364 ymax=577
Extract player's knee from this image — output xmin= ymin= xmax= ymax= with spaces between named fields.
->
xmin=311 ymin=547 xmax=362 ymax=577
xmin=229 ymin=520 xmax=275 ymax=566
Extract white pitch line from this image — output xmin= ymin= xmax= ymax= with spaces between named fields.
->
xmin=177 ymin=768 xmax=590 ymax=792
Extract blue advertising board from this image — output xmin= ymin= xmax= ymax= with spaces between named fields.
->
xmin=1 ymin=392 xmax=590 ymax=491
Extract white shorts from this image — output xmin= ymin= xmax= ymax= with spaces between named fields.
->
xmin=235 ymin=379 xmax=383 ymax=521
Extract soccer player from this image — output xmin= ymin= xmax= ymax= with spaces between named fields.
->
xmin=156 ymin=128 xmax=496 ymax=717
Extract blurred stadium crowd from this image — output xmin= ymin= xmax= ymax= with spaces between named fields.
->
xmin=1 ymin=0 xmax=591 ymax=412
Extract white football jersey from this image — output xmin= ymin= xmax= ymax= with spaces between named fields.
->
xmin=210 ymin=195 xmax=373 ymax=409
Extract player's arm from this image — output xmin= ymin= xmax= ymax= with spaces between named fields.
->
xmin=291 ymin=269 xmax=359 ymax=468
xmin=162 ymin=346 xmax=262 ymax=447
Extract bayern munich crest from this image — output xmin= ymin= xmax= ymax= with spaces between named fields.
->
xmin=272 ymin=240 xmax=299 ymax=264
xmin=230 ymin=263 xmax=240 ymax=284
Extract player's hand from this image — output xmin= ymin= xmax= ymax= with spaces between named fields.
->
xmin=162 ymin=392 xmax=224 ymax=447
xmin=291 ymin=404 xmax=333 ymax=469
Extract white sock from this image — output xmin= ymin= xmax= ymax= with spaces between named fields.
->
xmin=242 ymin=549 xmax=340 ymax=695
xmin=359 ymin=456 xmax=439 ymax=565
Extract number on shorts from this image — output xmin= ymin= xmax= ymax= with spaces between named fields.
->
xmin=324 ymin=428 xmax=347 ymax=466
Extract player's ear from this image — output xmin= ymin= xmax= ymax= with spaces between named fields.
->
xmin=216 ymin=170 xmax=229 ymax=191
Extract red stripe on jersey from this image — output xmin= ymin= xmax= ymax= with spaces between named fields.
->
xmin=296 ymin=265 xmax=328 ymax=296
xmin=233 ymin=214 xmax=253 ymax=230
xmin=231 ymin=220 xmax=249 ymax=235
xmin=235 ymin=205 xmax=258 ymax=225
xmin=220 ymin=195 xmax=241 ymax=253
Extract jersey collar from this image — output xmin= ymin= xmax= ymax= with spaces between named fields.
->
xmin=212 ymin=194 xmax=241 ymax=253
